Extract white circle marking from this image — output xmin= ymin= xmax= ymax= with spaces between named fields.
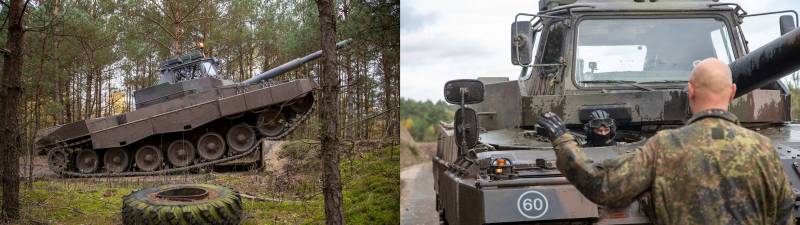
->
xmin=516 ymin=190 xmax=549 ymax=219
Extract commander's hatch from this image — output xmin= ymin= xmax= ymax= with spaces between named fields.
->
xmin=158 ymin=51 xmax=221 ymax=85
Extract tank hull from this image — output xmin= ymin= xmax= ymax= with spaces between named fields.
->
xmin=37 ymin=78 xmax=317 ymax=177
xmin=38 ymin=78 xmax=314 ymax=149
xmin=435 ymin=123 xmax=800 ymax=224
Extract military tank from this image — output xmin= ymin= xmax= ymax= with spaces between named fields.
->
xmin=35 ymin=39 xmax=352 ymax=178
xmin=433 ymin=0 xmax=800 ymax=224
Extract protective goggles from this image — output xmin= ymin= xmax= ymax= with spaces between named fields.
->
xmin=588 ymin=118 xmax=615 ymax=128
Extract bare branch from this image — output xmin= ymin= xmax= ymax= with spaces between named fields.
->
xmin=24 ymin=17 xmax=65 ymax=33
xmin=1 ymin=13 xmax=7 ymax=30
xmin=21 ymin=0 xmax=29 ymax=15
xmin=136 ymin=13 xmax=177 ymax=40
xmin=139 ymin=32 xmax=173 ymax=52
xmin=183 ymin=16 xmax=222 ymax=24
xmin=0 ymin=0 xmax=9 ymax=8
xmin=147 ymin=0 xmax=174 ymax=22
xmin=177 ymin=0 xmax=203 ymax=23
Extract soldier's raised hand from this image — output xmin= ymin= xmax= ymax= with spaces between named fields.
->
xmin=538 ymin=112 xmax=567 ymax=141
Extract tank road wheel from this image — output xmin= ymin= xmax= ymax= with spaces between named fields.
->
xmin=47 ymin=148 xmax=69 ymax=174
xmin=75 ymin=149 xmax=100 ymax=173
xmin=135 ymin=145 xmax=163 ymax=172
xmin=122 ymin=184 xmax=243 ymax=225
xmin=104 ymin=148 xmax=130 ymax=173
xmin=197 ymin=132 xmax=226 ymax=160
xmin=167 ymin=139 xmax=196 ymax=167
xmin=256 ymin=109 xmax=289 ymax=137
xmin=226 ymin=123 xmax=256 ymax=153
xmin=290 ymin=94 xmax=314 ymax=114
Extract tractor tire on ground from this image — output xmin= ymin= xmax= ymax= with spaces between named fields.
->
xmin=122 ymin=184 xmax=243 ymax=225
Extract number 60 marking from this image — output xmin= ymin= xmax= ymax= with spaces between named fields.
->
xmin=522 ymin=198 xmax=544 ymax=211
xmin=516 ymin=190 xmax=549 ymax=219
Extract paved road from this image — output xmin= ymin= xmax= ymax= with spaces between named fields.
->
xmin=401 ymin=162 xmax=438 ymax=225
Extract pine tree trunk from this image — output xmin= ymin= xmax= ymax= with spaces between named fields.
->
xmin=0 ymin=0 xmax=27 ymax=221
xmin=315 ymin=0 xmax=345 ymax=224
xmin=345 ymin=54 xmax=354 ymax=140
xmin=381 ymin=50 xmax=399 ymax=144
xmin=30 ymin=7 xmax=51 ymax=187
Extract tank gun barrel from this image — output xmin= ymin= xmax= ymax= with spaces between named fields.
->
xmin=242 ymin=39 xmax=352 ymax=85
xmin=731 ymin=28 xmax=800 ymax=98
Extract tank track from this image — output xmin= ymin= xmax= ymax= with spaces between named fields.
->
xmin=47 ymin=93 xmax=316 ymax=178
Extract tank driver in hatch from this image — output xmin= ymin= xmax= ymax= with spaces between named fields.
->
xmin=537 ymin=58 xmax=794 ymax=225
xmin=584 ymin=109 xmax=617 ymax=147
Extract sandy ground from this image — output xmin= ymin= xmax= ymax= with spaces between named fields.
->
xmin=400 ymin=141 xmax=438 ymax=225
xmin=20 ymin=154 xmax=57 ymax=179
xmin=400 ymin=161 xmax=437 ymax=225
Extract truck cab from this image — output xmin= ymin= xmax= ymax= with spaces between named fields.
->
xmin=433 ymin=0 xmax=800 ymax=224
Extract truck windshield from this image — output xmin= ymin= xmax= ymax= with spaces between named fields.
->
xmin=575 ymin=18 xmax=735 ymax=85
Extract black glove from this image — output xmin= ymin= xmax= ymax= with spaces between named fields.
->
xmin=538 ymin=112 xmax=567 ymax=141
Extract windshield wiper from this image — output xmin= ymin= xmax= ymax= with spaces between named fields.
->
xmin=582 ymin=80 xmax=654 ymax=91
xmin=638 ymin=80 xmax=688 ymax=84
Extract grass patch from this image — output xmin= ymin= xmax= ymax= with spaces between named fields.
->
xmin=342 ymin=145 xmax=400 ymax=224
xmin=16 ymin=181 xmax=138 ymax=224
xmin=242 ymin=145 xmax=400 ymax=224
xmin=6 ymin=144 xmax=399 ymax=224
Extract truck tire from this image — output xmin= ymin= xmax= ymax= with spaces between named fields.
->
xmin=122 ymin=184 xmax=243 ymax=225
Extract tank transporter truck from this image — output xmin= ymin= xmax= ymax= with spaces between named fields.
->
xmin=433 ymin=0 xmax=800 ymax=224
xmin=35 ymin=39 xmax=352 ymax=178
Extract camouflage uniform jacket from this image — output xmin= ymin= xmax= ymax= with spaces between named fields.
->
xmin=552 ymin=109 xmax=795 ymax=225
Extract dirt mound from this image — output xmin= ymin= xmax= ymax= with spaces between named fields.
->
xmin=262 ymin=141 xmax=288 ymax=173
xmin=401 ymin=126 xmax=430 ymax=168
xmin=400 ymin=125 xmax=415 ymax=145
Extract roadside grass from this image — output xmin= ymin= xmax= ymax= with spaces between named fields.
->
xmin=2 ymin=144 xmax=399 ymax=225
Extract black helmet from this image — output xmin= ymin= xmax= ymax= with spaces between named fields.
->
xmin=586 ymin=110 xmax=615 ymax=129
xmin=584 ymin=110 xmax=617 ymax=146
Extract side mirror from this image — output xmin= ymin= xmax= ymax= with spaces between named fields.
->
xmin=779 ymin=15 xmax=796 ymax=35
xmin=444 ymin=79 xmax=484 ymax=105
xmin=511 ymin=21 xmax=533 ymax=65
xmin=455 ymin=108 xmax=479 ymax=149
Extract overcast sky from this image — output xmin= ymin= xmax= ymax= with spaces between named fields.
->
xmin=400 ymin=0 xmax=800 ymax=101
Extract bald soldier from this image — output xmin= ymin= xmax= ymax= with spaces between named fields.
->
xmin=537 ymin=58 xmax=794 ymax=225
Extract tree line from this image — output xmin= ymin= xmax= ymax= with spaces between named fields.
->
xmin=400 ymin=97 xmax=455 ymax=142
xmin=0 ymin=0 xmax=399 ymax=222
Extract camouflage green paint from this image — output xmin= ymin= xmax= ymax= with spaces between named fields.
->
xmin=552 ymin=109 xmax=795 ymax=225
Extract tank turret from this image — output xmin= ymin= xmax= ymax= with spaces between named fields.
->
xmin=243 ymin=39 xmax=352 ymax=84
xmin=133 ymin=39 xmax=352 ymax=109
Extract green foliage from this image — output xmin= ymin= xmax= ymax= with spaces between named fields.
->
xmin=243 ymin=145 xmax=400 ymax=224
xmin=3 ymin=0 xmax=399 ymax=131
xmin=401 ymin=97 xmax=455 ymax=141
xmin=17 ymin=182 xmax=136 ymax=224
xmin=340 ymin=145 xmax=400 ymax=224
xmin=12 ymin=145 xmax=399 ymax=224
xmin=785 ymin=73 xmax=800 ymax=121
xmin=279 ymin=140 xmax=322 ymax=173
